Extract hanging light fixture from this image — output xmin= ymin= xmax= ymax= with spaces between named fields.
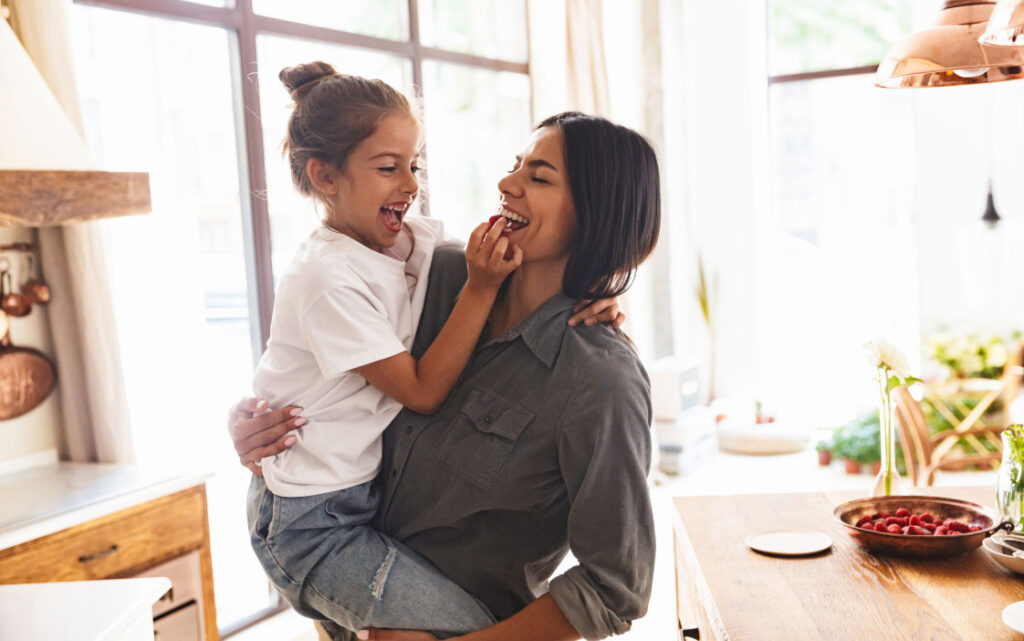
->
xmin=980 ymin=0 xmax=1024 ymax=46
xmin=876 ymin=0 xmax=1024 ymax=88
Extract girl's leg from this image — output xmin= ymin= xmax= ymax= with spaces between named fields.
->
xmin=248 ymin=477 xmax=495 ymax=637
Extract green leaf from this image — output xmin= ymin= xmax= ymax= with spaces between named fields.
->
xmin=903 ymin=376 xmax=922 ymax=386
xmin=886 ymin=375 xmax=902 ymax=394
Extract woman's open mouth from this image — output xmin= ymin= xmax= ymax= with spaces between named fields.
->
xmin=487 ymin=206 xmax=530 ymax=233
xmin=380 ymin=201 xmax=409 ymax=233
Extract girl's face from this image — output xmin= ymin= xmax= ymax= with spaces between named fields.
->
xmin=320 ymin=113 xmax=421 ymax=252
xmin=495 ymin=126 xmax=577 ymax=267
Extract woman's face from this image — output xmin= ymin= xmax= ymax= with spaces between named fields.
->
xmin=495 ymin=126 xmax=577 ymax=266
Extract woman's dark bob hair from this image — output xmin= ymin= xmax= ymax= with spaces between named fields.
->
xmin=537 ymin=112 xmax=661 ymax=300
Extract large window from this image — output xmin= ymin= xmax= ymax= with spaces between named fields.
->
xmin=70 ymin=0 xmax=529 ymax=635
xmin=762 ymin=1 xmax=940 ymax=424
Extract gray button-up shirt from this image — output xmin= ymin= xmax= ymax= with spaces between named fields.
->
xmin=377 ymin=246 xmax=655 ymax=640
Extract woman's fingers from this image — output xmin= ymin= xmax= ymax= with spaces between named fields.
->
xmin=613 ymin=311 xmax=626 ymax=328
xmin=233 ymin=414 xmax=306 ymax=456
xmin=229 ymin=404 xmax=301 ymax=442
xmin=356 ymin=630 xmax=438 ymax=641
xmin=478 ymin=217 xmax=504 ymax=255
xmin=239 ymin=431 xmax=299 ymax=467
xmin=228 ymin=396 xmax=267 ymax=424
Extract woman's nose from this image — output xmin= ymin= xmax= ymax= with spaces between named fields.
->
xmin=497 ymin=172 xmax=521 ymax=197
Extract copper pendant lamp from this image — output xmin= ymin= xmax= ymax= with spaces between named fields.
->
xmin=980 ymin=0 xmax=1024 ymax=46
xmin=876 ymin=0 xmax=1024 ymax=88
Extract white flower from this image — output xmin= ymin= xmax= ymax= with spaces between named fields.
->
xmin=863 ymin=337 xmax=911 ymax=380
xmin=988 ymin=343 xmax=1009 ymax=369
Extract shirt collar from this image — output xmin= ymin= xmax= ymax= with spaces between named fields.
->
xmin=486 ymin=293 xmax=575 ymax=368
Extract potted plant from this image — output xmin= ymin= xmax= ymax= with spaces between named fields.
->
xmin=815 ymin=438 xmax=833 ymax=466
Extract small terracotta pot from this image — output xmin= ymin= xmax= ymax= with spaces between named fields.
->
xmin=870 ymin=460 xmax=882 ymax=475
xmin=843 ymin=458 xmax=861 ymax=474
xmin=817 ymin=450 xmax=832 ymax=466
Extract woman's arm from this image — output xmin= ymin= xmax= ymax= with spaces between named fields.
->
xmin=547 ymin=350 xmax=655 ymax=639
xmin=357 ymin=594 xmax=579 ymax=641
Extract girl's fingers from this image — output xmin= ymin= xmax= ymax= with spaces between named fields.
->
xmin=509 ymin=244 xmax=523 ymax=268
xmin=467 ymin=222 xmax=489 ymax=253
xmin=568 ymin=299 xmax=614 ymax=326
xmin=573 ymin=299 xmax=592 ymax=314
xmin=613 ymin=311 xmax=626 ymax=328
xmin=479 ymin=217 xmax=504 ymax=254
xmin=490 ymin=237 xmax=509 ymax=263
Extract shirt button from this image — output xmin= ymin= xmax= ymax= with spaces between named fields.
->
xmin=406 ymin=425 xmax=413 ymax=433
xmin=391 ymin=469 xmax=398 ymax=478
xmin=483 ymin=415 xmax=494 ymax=423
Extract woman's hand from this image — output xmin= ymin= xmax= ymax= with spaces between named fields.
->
xmin=568 ymin=297 xmax=624 ymax=328
xmin=356 ymin=630 xmax=438 ymax=641
xmin=464 ymin=218 xmax=523 ymax=294
xmin=228 ymin=397 xmax=305 ymax=475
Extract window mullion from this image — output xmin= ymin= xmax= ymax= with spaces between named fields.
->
xmin=232 ymin=0 xmax=274 ymax=357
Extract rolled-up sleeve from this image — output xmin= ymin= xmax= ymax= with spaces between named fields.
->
xmin=548 ymin=349 xmax=655 ymax=640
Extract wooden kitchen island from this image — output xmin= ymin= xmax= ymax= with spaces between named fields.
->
xmin=673 ymin=486 xmax=1024 ymax=640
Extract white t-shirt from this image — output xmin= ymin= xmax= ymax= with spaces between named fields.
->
xmin=253 ymin=216 xmax=447 ymax=497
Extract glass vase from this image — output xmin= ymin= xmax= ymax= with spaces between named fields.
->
xmin=997 ymin=430 xmax=1024 ymax=532
xmin=871 ymin=386 xmax=908 ymax=496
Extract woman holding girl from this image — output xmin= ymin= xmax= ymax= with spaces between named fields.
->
xmin=233 ymin=61 xmax=660 ymax=641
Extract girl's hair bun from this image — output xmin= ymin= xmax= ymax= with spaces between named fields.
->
xmin=279 ymin=61 xmax=338 ymax=99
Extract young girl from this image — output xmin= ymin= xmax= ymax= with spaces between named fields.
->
xmin=247 ymin=61 xmax=520 ymax=637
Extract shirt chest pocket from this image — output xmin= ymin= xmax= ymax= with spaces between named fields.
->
xmin=435 ymin=387 xmax=535 ymax=491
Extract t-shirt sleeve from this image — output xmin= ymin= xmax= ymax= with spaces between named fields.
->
xmin=301 ymin=284 xmax=407 ymax=380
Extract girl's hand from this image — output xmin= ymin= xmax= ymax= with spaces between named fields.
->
xmin=464 ymin=218 xmax=523 ymax=293
xmin=568 ymin=297 xmax=625 ymax=328
xmin=356 ymin=630 xmax=439 ymax=641
xmin=228 ymin=397 xmax=305 ymax=475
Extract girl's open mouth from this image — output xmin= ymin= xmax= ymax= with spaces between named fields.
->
xmin=380 ymin=202 xmax=408 ymax=233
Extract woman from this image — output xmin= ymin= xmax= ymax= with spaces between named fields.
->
xmin=231 ymin=112 xmax=661 ymax=641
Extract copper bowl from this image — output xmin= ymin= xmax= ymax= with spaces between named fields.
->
xmin=833 ymin=495 xmax=1014 ymax=559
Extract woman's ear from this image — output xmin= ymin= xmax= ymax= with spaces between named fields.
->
xmin=306 ymin=157 xmax=339 ymax=196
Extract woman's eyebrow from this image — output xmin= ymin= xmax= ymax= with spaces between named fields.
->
xmin=514 ymin=155 xmax=558 ymax=172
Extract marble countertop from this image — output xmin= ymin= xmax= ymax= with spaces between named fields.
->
xmin=0 ymin=462 xmax=212 ymax=550
xmin=0 ymin=578 xmax=171 ymax=641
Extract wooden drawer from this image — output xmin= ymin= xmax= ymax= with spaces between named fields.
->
xmin=0 ymin=486 xmax=207 ymax=584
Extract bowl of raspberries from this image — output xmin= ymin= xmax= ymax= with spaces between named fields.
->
xmin=833 ymin=495 xmax=1013 ymax=558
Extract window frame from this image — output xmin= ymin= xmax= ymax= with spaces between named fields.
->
xmin=71 ymin=0 xmax=530 ymax=635
xmin=75 ymin=0 xmax=531 ymax=362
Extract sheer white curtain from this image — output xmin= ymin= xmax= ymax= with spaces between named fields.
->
xmin=7 ymin=0 xmax=134 ymax=463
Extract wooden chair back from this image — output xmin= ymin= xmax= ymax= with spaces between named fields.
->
xmin=893 ymin=387 xmax=930 ymax=487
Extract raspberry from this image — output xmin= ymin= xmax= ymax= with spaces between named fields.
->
xmin=895 ymin=508 xmax=911 ymax=518
xmin=907 ymin=525 xmax=930 ymax=536
xmin=968 ymin=525 xmax=982 ymax=532
xmin=855 ymin=515 xmax=872 ymax=528
xmin=886 ymin=524 xmax=902 ymax=534
xmin=874 ymin=522 xmax=889 ymax=532
xmin=945 ymin=521 xmax=970 ymax=533
xmin=909 ymin=515 xmax=923 ymax=527
xmin=919 ymin=512 xmax=934 ymax=523
xmin=934 ymin=526 xmax=948 ymax=536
